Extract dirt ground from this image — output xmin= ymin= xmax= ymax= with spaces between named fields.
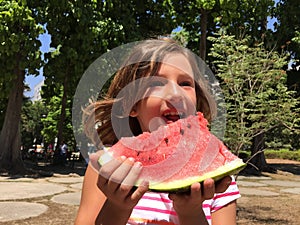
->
xmin=1 ymin=158 xmax=299 ymax=225
xmin=237 ymin=159 xmax=300 ymax=225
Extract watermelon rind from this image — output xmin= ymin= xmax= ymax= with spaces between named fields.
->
xmin=148 ymin=158 xmax=246 ymax=193
xmin=98 ymin=148 xmax=246 ymax=193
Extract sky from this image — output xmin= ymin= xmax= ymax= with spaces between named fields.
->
xmin=25 ymin=7 xmax=279 ymax=98
xmin=24 ymin=32 xmax=51 ymax=98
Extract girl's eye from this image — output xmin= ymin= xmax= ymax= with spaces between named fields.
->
xmin=180 ymin=81 xmax=193 ymax=87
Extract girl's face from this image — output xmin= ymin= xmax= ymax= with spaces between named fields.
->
xmin=131 ymin=53 xmax=197 ymax=132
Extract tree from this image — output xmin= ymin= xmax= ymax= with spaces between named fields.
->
xmin=271 ymin=0 xmax=300 ymax=150
xmin=34 ymin=0 xmax=176 ymax=152
xmin=208 ymin=31 xmax=299 ymax=172
xmin=170 ymin=0 xmax=218 ymax=59
xmin=102 ymin=0 xmax=175 ymax=41
xmin=32 ymin=0 xmax=104 ymax=152
xmin=41 ymin=87 xmax=74 ymax=150
xmin=219 ymin=0 xmax=274 ymax=44
xmin=21 ymin=100 xmax=48 ymax=150
xmin=0 ymin=0 xmax=43 ymax=173
xmin=274 ymin=0 xmax=300 ymax=68
xmin=171 ymin=0 xmax=274 ymax=60
xmin=0 ymin=81 xmax=9 ymax=128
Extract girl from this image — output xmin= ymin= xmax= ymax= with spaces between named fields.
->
xmin=75 ymin=39 xmax=240 ymax=225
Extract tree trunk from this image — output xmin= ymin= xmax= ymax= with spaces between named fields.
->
xmin=199 ymin=8 xmax=208 ymax=60
xmin=0 ymin=63 xmax=25 ymax=174
xmin=250 ymin=132 xmax=275 ymax=173
xmin=55 ymin=70 xmax=69 ymax=152
xmin=260 ymin=16 xmax=268 ymax=42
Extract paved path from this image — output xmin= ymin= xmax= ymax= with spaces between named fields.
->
xmin=0 ymin=171 xmax=299 ymax=223
xmin=0 ymin=174 xmax=83 ymax=223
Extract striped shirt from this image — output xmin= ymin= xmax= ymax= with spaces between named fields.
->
xmin=128 ymin=178 xmax=240 ymax=225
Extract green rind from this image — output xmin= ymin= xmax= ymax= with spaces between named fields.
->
xmin=144 ymin=159 xmax=246 ymax=193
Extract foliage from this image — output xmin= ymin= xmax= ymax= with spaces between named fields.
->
xmin=273 ymin=0 xmax=300 ymax=67
xmin=31 ymin=0 xmax=177 ymax=149
xmin=208 ymin=31 xmax=299 ymax=154
xmin=264 ymin=149 xmax=300 ymax=161
xmin=218 ymin=0 xmax=274 ymax=45
xmin=265 ymin=118 xmax=300 ymax=150
xmin=41 ymin=86 xmax=74 ymax=148
xmin=240 ymin=149 xmax=300 ymax=161
xmin=31 ymin=0 xmax=114 ymax=149
xmin=0 ymin=0 xmax=43 ymax=77
xmin=169 ymin=0 xmax=218 ymax=57
xmin=102 ymin=0 xmax=175 ymax=41
xmin=21 ymin=100 xmax=47 ymax=149
xmin=0 ymin=0 xmax=43 ymax=103
xmin=170 ymin=0 xmax=274 ymax=59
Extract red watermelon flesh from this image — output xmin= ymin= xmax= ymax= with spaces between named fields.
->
xmin=98 ymin=112 xmax=246 ymax=192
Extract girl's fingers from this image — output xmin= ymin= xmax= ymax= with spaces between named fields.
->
xmin=131 ymin=181 xmax=149 ymax=202
xmin=194 ymin=176 xmax=230 ymax=200
xmin=99 ymin=157 xmax=144 ymax=199
xmin=202 ymin=178 xmax=215 ymax=199
xmin=121 ymin=161 xmax=143 ymax=186
xmin=97 ymin=156 xmax=125 ymax=189
xmin=215 ymin=176 xmax=232 ymax=193
xmin=108 ymin=157 xmax=135 ymax=184
xmin=189 ymin=182 xmax=201 ymax=198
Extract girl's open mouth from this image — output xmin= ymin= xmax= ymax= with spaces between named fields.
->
xmin=163 ymin=111 xmax=185 ymax=123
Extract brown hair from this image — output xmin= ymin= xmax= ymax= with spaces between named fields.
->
xmin=83 ymin=39 xmax=216 ymax=147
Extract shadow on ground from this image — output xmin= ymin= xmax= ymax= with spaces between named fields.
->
xmin=267 ymin=163 xmax=300 ymax=175
xmin=19 ymin=159 xmax=87 ymax=178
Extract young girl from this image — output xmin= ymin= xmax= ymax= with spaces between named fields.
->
xmin=75 ymin=39 xmax=240 ymax=225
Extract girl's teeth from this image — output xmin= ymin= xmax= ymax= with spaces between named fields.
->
xmin=163 ymin=112 xmax=184 ymax=118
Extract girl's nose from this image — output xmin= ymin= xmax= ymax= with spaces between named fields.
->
xmin=164 ymin=82 xmax=183 ymax=104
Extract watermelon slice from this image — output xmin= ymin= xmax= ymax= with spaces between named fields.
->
xmin=98 ymin=112 xmax=246 ymax=192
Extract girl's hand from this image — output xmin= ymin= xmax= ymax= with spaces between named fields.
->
xmin=168 ymin=176 xmax=232 ymax=218
xmin=89 ymin=152 xmax=149 ymax=211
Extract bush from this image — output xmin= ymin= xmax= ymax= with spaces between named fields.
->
xmin=264 ymin=149 xmax=300 ymax=161
xmin=237 ymin=149 xmax=300 ymax=162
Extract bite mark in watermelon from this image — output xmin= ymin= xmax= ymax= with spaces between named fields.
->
xmin=98 ymin=112 xmax=246 ymax=192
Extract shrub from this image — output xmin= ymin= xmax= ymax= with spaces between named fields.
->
xmin=264 ymin=149 xmax=300 ymax=161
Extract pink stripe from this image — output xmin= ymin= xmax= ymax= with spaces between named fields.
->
xmin=142 ymin=195 xmax=172 ymax=203
xmin=135 ymin=206 xmax=212 ymax=219
xmin=213 ymin=191 xmax=240 ymax=200
xmin=134 ymin=206 xmax=177 ymax=216
xmin=134 ymin=206 xmax=212 ymax=221
xmin=202 ymin=203 xmax=212 ymax=209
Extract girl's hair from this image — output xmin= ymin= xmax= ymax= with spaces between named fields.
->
xmin=83 ymin=39 xmax=217 ymax=147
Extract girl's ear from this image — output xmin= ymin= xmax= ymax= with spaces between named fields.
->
xmin=129 ymin=108 xmax=138 ymax=117
xmin=130 ymin=104 xmax=138 ymax=117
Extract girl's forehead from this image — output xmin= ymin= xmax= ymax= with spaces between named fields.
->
xmin=160 ymin=53 xmax=194 ymax=78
